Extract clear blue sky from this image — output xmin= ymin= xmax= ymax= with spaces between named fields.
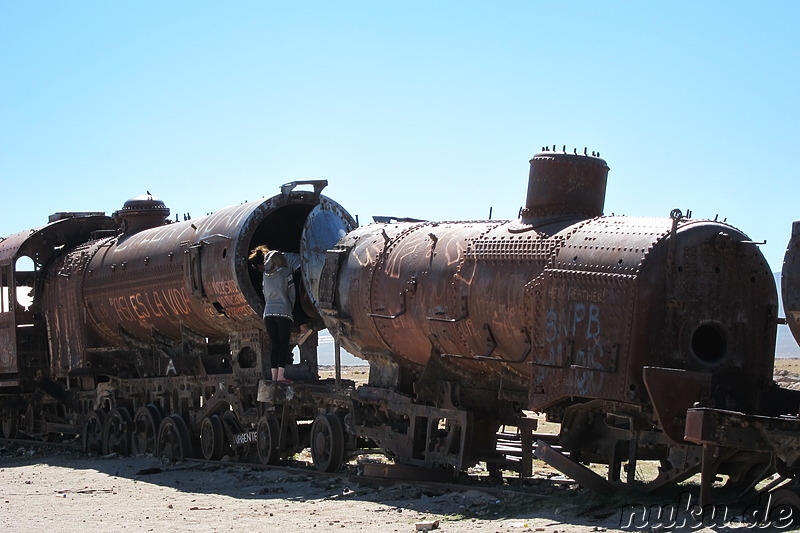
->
xmin=1 ymin=1 xmax=798 ymax=273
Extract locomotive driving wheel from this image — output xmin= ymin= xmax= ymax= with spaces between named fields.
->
xmin=131 ymin=404 xmax=163 ymax=455
xmin=157 ymin=414 xmax=193 ymax=461
xmin=81 ymin=410 xmax=106 ymax=454
xmin=769 ymin=485 xmax=800 ymax=525
xmin=256 ymin=416 xmax=280 ymax=465
xmin=199 ymin=414 xmax=224 ymax=460
xmin=102 ymin=407 xmax=132 ymax=456
xmin=310 ymin=413 xmax=345 ymax=472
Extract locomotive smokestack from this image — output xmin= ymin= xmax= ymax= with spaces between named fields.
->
xmin=521 ymin=148 xmax=609 ymax=223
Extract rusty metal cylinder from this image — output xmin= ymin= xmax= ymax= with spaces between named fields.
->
xmin=318 ymin=219 xmax=545 ymax=391
xmin=45 ymin=184 xmax=354 ymax=354
xmin=522 ymin=149 xmax=609 ymax=222
xmin=319 ymin=213 xmax=778 ymax=415
xmin=782 ymin=220 xmax=800 ymax=346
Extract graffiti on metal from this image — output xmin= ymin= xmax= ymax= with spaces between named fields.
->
xmin=108 ymin=288 xmax=192 ymax=324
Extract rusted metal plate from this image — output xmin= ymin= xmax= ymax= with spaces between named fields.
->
xmin=684 ymin=408 xmax=719 ymax=445
xmin=528 ymin=268 xmax=637 ymax=408
xmin=0 ymin=216 xmax=116 ymax=268
xmin=47 ymin=237 xmax=123 ymax=377
xmin=642 ymin=366 xmax=712 ymax=444
xmin=0 ymin=325 xmax=15 ymax=377
xmin=783 ymin=220 xmax=800 ymax=346
xmin=300 ymin=201 xmax=356 ymax=309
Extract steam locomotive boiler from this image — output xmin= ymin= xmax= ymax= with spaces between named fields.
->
xmin=313 ymin=148 xmax=788 ymax=491
xmin=45 ymin=181 xmax=354 ymax=381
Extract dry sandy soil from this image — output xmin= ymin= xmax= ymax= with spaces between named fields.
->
xmin=0 ymin=451 xmax=614 ymax=533
xmin=2 ymin=360 xmax=800 ymax=533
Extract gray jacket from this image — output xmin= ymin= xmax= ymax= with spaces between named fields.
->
xmin=261 ymin=252 xmax=301 ymax=320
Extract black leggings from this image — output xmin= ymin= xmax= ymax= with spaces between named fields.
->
xmin=264 ymin=316 xmax=292 ymax=369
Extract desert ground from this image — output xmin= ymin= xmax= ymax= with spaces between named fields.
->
xmin=2 ymin=360 xmax=800 ymax=533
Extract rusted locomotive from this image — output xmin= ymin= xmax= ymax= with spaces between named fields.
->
xmin=315 ymin=149 xmax=798 ymax=499
xmin=0 ymin=181 xmax=356 ymax=461
xmin=1 ymin=149 xmax=799 ymax=503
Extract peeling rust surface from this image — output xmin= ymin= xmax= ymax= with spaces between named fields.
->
xmin=783 ymin=220 xmax=800 ymax=346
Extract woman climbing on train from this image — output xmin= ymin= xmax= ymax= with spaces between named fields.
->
xmin=249 ymin=245 xmax=309 ymax=383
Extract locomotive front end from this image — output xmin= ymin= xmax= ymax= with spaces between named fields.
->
xmin=529 ymin=211 xmax=778 ymax=440
xmin=783 ymin=220 xmax=800 ymax=348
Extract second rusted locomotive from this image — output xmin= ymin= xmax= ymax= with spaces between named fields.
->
xmin=315 ymin=149 xmax=788 ymax=493
xmin=1 ymin=149 xmax=798 ymax=502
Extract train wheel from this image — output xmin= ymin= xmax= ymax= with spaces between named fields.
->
xmin=310 ymin=413 xmax=344 ymax=472
xmin=131 ymin=404 xmax=163 ymax=455
xmin=769 ymin=486 xmax=800 ymax=527
xmin=723 ymin=459 xmax=774 ymax=491
xmin=102 ymin=407 xmax=132 ymax=456
xmin=199 ymin=414 xmax=224 ymax=460
xmin=1 ymin=409 xmax=18 ymax=439
xmin=157 ymin=414 xmax=193 ymax=461
xmin=81 ymin=410 xmax=106 ymax=454
xmin=256 ymin=416 xmax=280 ymax=465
